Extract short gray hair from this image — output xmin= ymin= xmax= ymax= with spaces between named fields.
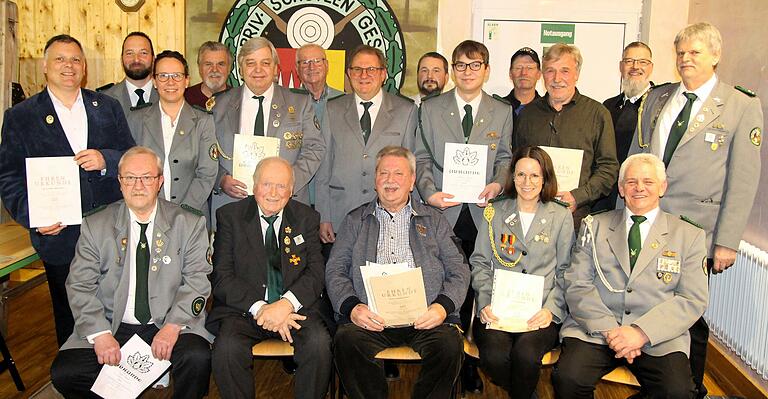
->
xmin=619 ymin=153 xmax=666 ymax=184
xmin=197 ymin=41 xmax=232 ymax=65
xmin=295 ymin=43 xmax=325 ymax=63
xmin=238 ymin=37 xmax=279 ymax=67
xmin=118 ymin=146 xmax=163 ymax=175
xmin=252 ymin=156 xmax=294 ymax=186
xmin=375 ymin=146 xmax=416 ymax=175
xmin=675 ymin=22 xmax=722 ymax=58
xmin=543 ymin=43 xmax=583 ymax=72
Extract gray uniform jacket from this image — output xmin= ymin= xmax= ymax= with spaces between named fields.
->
xmin=470 ymin=199 xmax=574 ymax=323
xmin=101 ymin=79 xmax=159 ymax=117
xmin=415 ymin=89 xmax=513 ymax=227
xmin=62 ymin=199 xmax=213 ymax=350
xmin=127 ymin=101 xmax=218 ymax=212
xmin=627 ymin=80 xmax=763 ymax=255
xmin=210 ymin=85 xmax=325 ymax=220
xmin=316 ymin=92 xmax=418 ymax=230
xmin=325 ymin=199 xmax=470 ymax=324
xmin=559 ymin=210 xmax=708 ymax=357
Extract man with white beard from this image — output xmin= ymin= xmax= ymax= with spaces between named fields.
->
xmin=593 ymin=42 xmax=656 ymax=211
xmin=184 ymin=41 xmax=233 ymax=109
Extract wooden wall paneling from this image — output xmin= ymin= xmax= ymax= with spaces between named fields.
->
xmin=138 ymin=0 xmax=156 ymax=50
xmin=155 ymin=0 xmax=175 ymax=54
xmin=103 ymin=0 xmax=125 ymax=86
xmin=85 ymin=0 xmax=105 ymax=89
xmin=17 ymin=0 xmax=36 ymax=96
xmin=174 ymin=0 xmax=184 ymax=58
xmin=51 ymin=0 xmax=68 ymax=34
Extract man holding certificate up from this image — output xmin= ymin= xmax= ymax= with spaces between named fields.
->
xmin=553 ymin=154 xmax=708 ymax=398
xmin=0 ymin=34 xmax=135 ymax=347
xmin=470 ymin=146 xmax=574 ymax=399
xmin=326 ymin=146 xmax=469 ymax=399
xmin=50 ymin=147 xmax=213 ymax=398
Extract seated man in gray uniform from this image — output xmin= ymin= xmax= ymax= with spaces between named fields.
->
xmin=553 ymin=153 xmax=708 ymax=399
xmin=326 ymin=146 xmax=469 ymax=399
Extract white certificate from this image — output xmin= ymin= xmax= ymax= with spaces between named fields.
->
xmin=25 ymin=157 xmax=82 ymax=228
xmin=540 ymin=146 xmax=583 ymax=192
xmin=441 ymin=143 xmax=488 ymax=203
xmin=367 ymin=267 xmax=428 ymax=327
xmin=91 ymin=334 xmax=171 ymax=399
xmin=232 ymin=134 xmax=281 ymax=191
xmin=488 ymin=269 xmax=544 ymax=333
xmin=360 ymin=262 xmax=411 ymax=314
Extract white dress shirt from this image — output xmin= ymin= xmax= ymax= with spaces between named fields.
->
xmin=240 ymin=83 xmax=275 ymax=136
xmin=159 ymin=103 xmax=183 ymax=200
xmin=48 ymin=88 xmax=88 ymax=154
xmin=654 ymin=74 xmax=718 ymax=155
xmin=248 ymin=205 xmax=302 ymax=316
xmin=625 ymin=84 xmax=652 ymax=104
xmin=519 ymin=211 xmax=535 ymax=237
xmin=624 ymin=206 xmax=660 ymax=248
xmin=454 ymin=90 xmax=482 ymax=142
xmin=125 ymin=80 xmax=154 ymax=107
xmin=354 ymin=89 xmax=384 ymax=137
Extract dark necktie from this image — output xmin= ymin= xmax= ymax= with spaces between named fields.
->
xmin=663 ymin=92 xmax=698 ymax=166
xmin=628 ymin=215 xmax=647 ymax=270
xmin=462 ymin=104 xmax=473 ymax=142
xmin=135 ymin=222 xmax=151 ymax=323
xmin=253 ymin=95 xmax=265 ymax=136
xmin=360 ymin=101 xmax=373 ymax=144
xmin=262 ymin=214 xmax=283 ymax=303
xmin=135 ymin=88 xmax=146 ymax=106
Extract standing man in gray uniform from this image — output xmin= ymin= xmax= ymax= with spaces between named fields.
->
xmin=99 ymin=32 xmax=159 ymax=116
xmin=628 ymin=22 xmax=762 ymax=398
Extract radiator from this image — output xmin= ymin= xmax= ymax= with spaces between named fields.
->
xmin=704 ymin=241 xmax=768 ymax=380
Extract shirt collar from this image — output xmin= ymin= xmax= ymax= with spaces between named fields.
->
xmin=257 ymin=205 xmax=284 ymax=221
xmin=159 ymin=102 xmax=184 ymax=126
xmin=129 ymin=201 xmax=159 ymax=225
xmin=125 ymin=79 xmax=154 ymax=95
xmin=680 ymin=73 xmax=718 ymax=102
xmin=47 ymin=87 xmax=84 ymax=109
xmin=624 ymin=206 xmax=660 ymax=226
xmin=354 ymin=88 xmax=383 ymax=107
xmin=243 ymin=82 xmax=275 ymax=101
xmin=374 ymin=198 xmax=415 ymax=217
xmin=454 ymin=89 xmax=483 ymax=111
xmin=625 ymin=84 xmax=652 ymax=104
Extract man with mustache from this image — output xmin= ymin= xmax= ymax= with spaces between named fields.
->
xmin=514 ymin=43 xmax=619 ymax=229
xmin=185 ymin=41 xmax=233 ymax=109
xmin=413 ymin=52 xmax=448 ymax=106
xmin=99 ymin=32 xmax=159 ymax=117
xmin=501 ymin=47 xmax=542 ymax=120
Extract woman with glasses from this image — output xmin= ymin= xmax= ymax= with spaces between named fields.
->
xmin=470 ymin=146 xmax=575 ymax=399
xmin=127 ymin=50 xmax=218 ymax=215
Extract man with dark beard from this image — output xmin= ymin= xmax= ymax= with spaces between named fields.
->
xmin=185 ymin=41 xmax=233 ymax=109
xmin=98 ymin=32 xmax=159 ymax=116
xmin=412 ymin=52 xmax=448 ymax=106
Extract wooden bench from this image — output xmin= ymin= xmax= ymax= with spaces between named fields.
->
xmin=252 ymin=339 xmax=337 ymax=398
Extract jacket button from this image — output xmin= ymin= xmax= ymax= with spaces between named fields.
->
xmin=173 ymin=159 xmax=179 ymax=163
xmin=362 ymin=154 xmax=368 ymax=159
xmin=362 ymin=172 xmax=367 ymax=176
xmin=173 ymin=177 xmax=179 ymax=181
xmin=522 ymin=251 xmax=528 ymax=256
xmin=87 ymin=177 xmax=92 ymax=182
xmin=91 ymin=202 xmax=97 ymax=208
xmin=625 ymin=310 xmax=631 ymax=315
xmin=362 ymin=189 xmax=368 ymax=194
xmin=521 ymin=269 xmax=527 ymax=274
xmin=626 ymin=288 xmax=633 ymax=293
xmin=171 ymin=196 xmax=177 ymax=199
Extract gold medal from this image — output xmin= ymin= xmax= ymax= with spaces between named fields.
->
xmin=273 ymin=120 xmax=280 ymax=127
xmin=283 ymin=236 xmax=291 ymax=246
xmin=662 ymin=272 xmax=673 ymax=284
xmin=711 ymin=142 xmax=718 ymax=151
xmin=284 ymin=132 xmax=293 ymax=140
xmin=288 ymin=106 xmax=295 ymax=114
xmin=272 ymin=103 xmax=278 ymax=109
xmin=284 ymin=247 xmax=290 ymax=253
xmin=285 ymin=226 xmax=292 ymax=234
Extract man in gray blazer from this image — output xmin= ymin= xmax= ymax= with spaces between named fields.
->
xmin=627 ymin=23 xmax=762 ymax=398
xmin=553 ymin=153 xmax=708 ymax=399
xmin=316 ymin=45 xmax=418 ymax=245
xmin=326 ymin=146 xmax=469 ymax=399
xmin=98 ymin=32 xmax=159 ymax=116
xmin=209 ymin=37 xmax=325 ymax=226
xmin=50 ymin=146 xmax=213 ymax=398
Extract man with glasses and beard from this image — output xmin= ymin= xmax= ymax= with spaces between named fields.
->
xmin=413 ymin=52 xmax=448 ymax=106
xmin=185 ymin=41 xmax=233 ymax=109
xmin=99 ymin=32 xmax=159 ymax=116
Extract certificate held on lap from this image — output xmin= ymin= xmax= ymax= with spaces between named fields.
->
xmin=367 ymin=268 xmax=428 ymax=327
xmin=232 ymin=134 xmax=281 ymax=191
xmin=442 ymin=143 xmax=488 ymax=203
xmin=91 ymin=334 xmax=171 ymax=399
xmin=489 ymin=269 xmax=544 ymax=333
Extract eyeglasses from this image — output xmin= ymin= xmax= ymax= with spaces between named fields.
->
xmin=298 ymin=58 xmax=326 ymax=68
xmin=621 ymin=58 xmax=652 ymax=67
xmin=348 ymin=66 xmax=385 ymax=77
xmin=119 ymin=175 xmax=160 ymax=186
xmin=154 ymin=72 xmax=186 ymax=82
xmin=512 ymin=65 xmax=538 ymax=73
xmin=513 ymin=172 xmax=542 ymax=184
xmin=452 ymin=61 xmax=485 ymax=72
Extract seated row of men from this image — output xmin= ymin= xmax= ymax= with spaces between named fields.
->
xmin=47 ymin=145 xmax=707 ymax=399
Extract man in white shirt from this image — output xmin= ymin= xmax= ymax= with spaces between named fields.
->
xmin=99 ymin=31 xmax=160 ymax=116
xmin=50 ymin=146 xmax=213 ymax=398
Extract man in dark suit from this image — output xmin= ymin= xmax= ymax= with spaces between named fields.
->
xmin=0 ymin=34 xmax=135 ymax=346
xmin=208 ymin=157 xmax=332 ymax=399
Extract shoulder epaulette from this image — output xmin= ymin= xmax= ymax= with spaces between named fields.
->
xmin=588 ymin=208 xmax=609 ymax=217
xmin=551 ymin=198 xmax=570 ymax=208
xmin=181 ymin=204 xmax=204 ymax=217
xmin=735 ymin=85 xmax=757 ymax=97
xmin=680 ymin=215 xmax=703 ymax=229
xmin=192 ymin=104 xmax=213 ymax=114
xmin=649 ymin=82 xmax=672 ymax=90
xmin=130 ymin=102 xmax=153 ymax=111
xmin=394 ymin=91 xmax=415 ymax=103
xmin=327 ymin=93 xmax=346 ymax=102
xmin=83 ymin=205 xmax=107 ymax=218
xmin=492 ymin=94 xmax=511 ymax=105
xmin=421 ymin=91 xmax=440 ymax=102
xmin=488 ymin=194 xmax=510 ymax=204
xmin=290 ymin=87 xmax=309 ymax=95
xmin=96 ymin=83 xmax=115 ymax=92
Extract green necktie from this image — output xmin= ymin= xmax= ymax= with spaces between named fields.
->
xmin=663 ymin=92 xmax=698 ymax=166
xmin=628 ymin=215 xmax=647 ymax=270
xmin=135 ymin=88 xmax=146 ymax=106
xmin=360 ymin=101 xmax=373 ymax=144
xmin=262 ymin=214 xmax=283 ymax=303
xmin=462 ymin=104 xmax=473 ymax=142
xmin=135 ymin=222 xmax=151 ymax=324
xmin=253 ymin=95 xmax=265 ymax=136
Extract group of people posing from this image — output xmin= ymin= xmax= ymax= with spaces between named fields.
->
xmin=0 ymin=18 xmax=761 ymax=399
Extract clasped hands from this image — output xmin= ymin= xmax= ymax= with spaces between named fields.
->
xmin=255 ymin=298 xmax=306 ymax=343
xmin=603 ymin=325 xmax=649 ymax=364
xmin=480 ymin=306 xmax=553 ymax=330
xmin=350 ymin=303 xmax=447 ymax=331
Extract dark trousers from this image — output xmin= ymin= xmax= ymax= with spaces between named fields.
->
xmin=43 ymin=261 xmax=75 ymax=347
xmin=453 ymin=204 xmax=477 ymax=332
xmin=552 ymin=337 xmax=695 ymax=399
xmin=474 ymin=320 xmax=559 ymax=399
xmin=50 ymin=323 xmax=211 ymax=399
xmin=334 ymin=323 xmax=463 ymax=399
xmin=211 ymin=312 xmax=332 ymax=399
xmin=688 ymin=258 xmax=714 ymax=399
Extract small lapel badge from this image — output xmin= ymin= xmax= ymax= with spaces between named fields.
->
xmin=92 ymin=101 xmax=98 ymax=107
xmin=273 ymin=120 xmax=280 ymax=128
xmin=155 ymin=247 xmax=162 ymax=254
xmin=272 ymin=103 xmax=279 ymax=110
xmin=505 ymin=213 xmax=517 ymax=226
xmin=289 ymin=254 xmax=301 ymax=265
xmin=416 ymin=223 xmax=427 ymax=236
xmin=179 ymin=130 xmax=185 ymax=136
xmin=293 ymin=234 xmax=305 ymax=245
xmin=162 ymin=255 xmax=171 ymax=264
xmin=288 ymin=105 xmax=295 ymax=114
xmin=121 ymin=238 xmax=127 ymax=251
xmin=45 ymin=115 xmax=54 ymax=124
xmin=156 ymin=239 xmax=164 ymax=247
xmin=651 ymin=242 xmax=659 ymax=249
xmin=284 ymin=226 xmax=292 ymax=234
xmin=284 ymin=132 xmax=293 ymax=140
xmin=662 ymin=272 xmax=673 ymax=284
xmin=490 ymin=143 xmax=497 ymax=151
xmin=151 ymin=265 xmax=158 ymax=272
xmin=696 ymin=114 xmax=705 ymax=123
xmin=662 ymin=249 xmax=678 ymax=258
xmin=283 ymin=236 xmax=291 ymax=246
xmin=284 ymin=247 xmax=291 ymax=254
xmin=486 ymin=131 xmax=498 ymax=139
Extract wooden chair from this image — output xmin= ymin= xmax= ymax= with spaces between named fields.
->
xmin=0 ymin=330 xmax=24 ymax=391
xmin=252 ymin=339 xmax=337 ymax=398
xmin=373 ymin=346 xmax=459 ymax=398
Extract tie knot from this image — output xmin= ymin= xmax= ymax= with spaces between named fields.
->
xmin=683 ymin=92 xmax=697 ymax=102
xmin=135 ymin=88 xmax=145 ymax=96
xmin=361 ymin=101 xmax=373 ymax=110
xmin=630 ymin=215 xmax=647 ymax=224
xmin=253 ymin=95 xmax=265 ymax=104
xmin=262 ymin=214 xmax=278 ymax=226
xmin=137 ymin=221 xmax=149 ymax=234
xmin=464 ymin=104 xmax=472 ymax=114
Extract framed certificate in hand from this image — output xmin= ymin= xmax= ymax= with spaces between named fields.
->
xmin=25 ymin=157 xmax=82 ymax=228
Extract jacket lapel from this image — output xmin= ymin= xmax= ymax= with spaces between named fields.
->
xmin=441 ymin=89 xmax=465 ymax=143
xmin=244 ymin=200 xmax=268 ymax=282
xmin=143 ymin=104 xmax=165 ymax=154
xmin=628 ymin=213 xmax=667 ymax=283
xmin=522 ymin=202 xmax=552 ymax=245
xmin=229 ymin=86 xmax=243 ymax=134
xmin=502 ymin=200 xmax=527 ymax=252
xmin=279 ymin=204 xmax=296 ymax=279
xmin=606 ymin=211 xmax=632 ymax=278
xmin=112 ymin=201 xmax=132 ymax=330
xmin=678 ymin=81 xmax=725 ymax=148
xmin=39 ymin=89 xmax=76 ymax=155
xmin=648 ymin=84 xmax=678 ymax=155
xmin=468 ymin=93 xmax=493 ymax=143
xmin=267 ymin=86 xmax=284 ymax=139
xmin=370 ymin=93 xmax=393 ymax=147
xmin=148 ymin=201 xmax=172 ymax=302
xmin=170 ymin=104 xmax=196 ymax=154
xmin=344 ymin=96 xmax=366 ymax=148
